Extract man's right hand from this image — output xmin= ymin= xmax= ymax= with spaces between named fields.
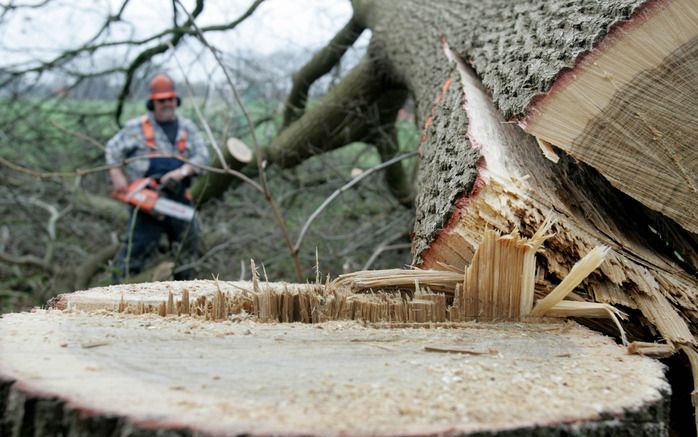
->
xmin=109 ymin=168 xmax=129 ymax=193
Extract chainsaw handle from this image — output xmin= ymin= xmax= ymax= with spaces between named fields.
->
xmin=143 ymin=173 xmax=179 ymax=192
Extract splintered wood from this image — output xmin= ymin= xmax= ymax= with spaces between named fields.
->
xmin=450 ymin=230 xmax=540 ymax=321
xmin=55 ymin=227 xmax=620 ymax=331
xmin=334 ymin=269 xmax=463 ymax=294
xmin=107 ymin=285 xmax=449 ymax=324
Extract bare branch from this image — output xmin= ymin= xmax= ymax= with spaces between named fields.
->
xmin=24 ymin=197 xmax=66 ymax=241
xmin=115 ymin=0 xmax=205 ymax=124
xmin=1 ymin=0 xmax=263 ymax=81
xmin=176 ymin=0 xmax=303 ymax=280
xmin=197 ymin=0 xmax=265 ymax=33
xmin=0 ymin=250 xmax=53 ymax=271
xmin=282 ymin=15 xmax=365 ymax=127
xmin=169 ymin=44 xmax=264 ymax=194
xmin=0 ymin=152 xmax=262 ymax=184
xmin=363 ymin=237 xmax=410 ymax=270
xmin=49 ymin=120 xmax=106 ymax=151
xmin=294 ymin=151 xmax=416 ymax=253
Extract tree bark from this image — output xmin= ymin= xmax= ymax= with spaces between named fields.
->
xmin=282 ymin=16 xmax=365 ymax=127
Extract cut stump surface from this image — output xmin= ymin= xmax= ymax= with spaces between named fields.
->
xmin=1 ymin=293 xmax=669 ymax=436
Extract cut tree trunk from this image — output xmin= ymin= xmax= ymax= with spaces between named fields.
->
xmin=354 ymin=0 xmax=697 ymax=233
xmin=1 ymin=280 xmax=670 ymax=436
xmin=413 ymin=41 xmax=698 ymax=348
xmin=348 ymin=0 xmax=697 ymax=427
xmin=349 ymin=0 xmax=698 ymax=355
xmin=520 ymin=0 xmax=698 ymax=233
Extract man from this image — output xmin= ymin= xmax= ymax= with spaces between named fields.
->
xmin=106 ymin=74 xmax=210 ymax=282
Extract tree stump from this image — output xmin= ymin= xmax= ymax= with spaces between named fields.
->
xmin=1 ymin=281 xmax=670 ymax=436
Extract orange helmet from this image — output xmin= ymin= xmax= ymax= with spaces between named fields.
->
xmin=149 ymin=74 xmax=177 ymax=100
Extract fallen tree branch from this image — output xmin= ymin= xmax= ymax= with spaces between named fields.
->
xmin=73 ymin=243 xmax=120 ymax=291
xmin=0 ymin=251 xmax=54 ymax=272
xmin=294 ymin=152 xmax=416 ymax=255
xmin=48 ymin=120 xmax=106 ymax=151
xmin=282 ymin=15 xmax=365 ymax=126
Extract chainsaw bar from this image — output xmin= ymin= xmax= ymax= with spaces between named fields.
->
xmin=151 ymin=196 xmax=195 ymax=222
xmin=114 ymin=178 xmax=196 ymax=222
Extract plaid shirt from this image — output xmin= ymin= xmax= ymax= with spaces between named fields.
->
xmin=105 ymin=113 xmax=210 ymax=181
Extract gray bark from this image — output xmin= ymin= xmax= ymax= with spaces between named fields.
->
xmin=282 ymin=16 xmax=365 ymax=127
xmin=353 ymin=0 xmax=646 ymax=119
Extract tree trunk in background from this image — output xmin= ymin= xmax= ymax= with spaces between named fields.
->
xmin=191 ymin=59 xmax=411 ymax=205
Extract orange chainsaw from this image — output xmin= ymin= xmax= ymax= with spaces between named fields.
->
xmin=113 ymin=177 xmax=195 ymax=222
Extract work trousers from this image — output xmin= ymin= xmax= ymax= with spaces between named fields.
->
xmin=112 ymin=207 xmax=198 ymax=283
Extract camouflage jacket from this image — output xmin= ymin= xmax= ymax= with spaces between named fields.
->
xmin=105 ymin=112 xmax=210 ymax=181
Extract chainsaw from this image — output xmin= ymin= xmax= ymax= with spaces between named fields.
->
xmin=113 ymin=177 xmax=195 ymax=222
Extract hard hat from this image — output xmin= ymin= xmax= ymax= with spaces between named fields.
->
xmin=149 ymin=74 xmax=177 ymax=100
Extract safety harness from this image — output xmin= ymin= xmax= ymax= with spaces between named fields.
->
xmin=141 ymin=115 xmax=188 ymax=156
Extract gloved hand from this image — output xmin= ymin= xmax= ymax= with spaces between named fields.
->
xmin=160 ymin=164 xmax=192 ymax=185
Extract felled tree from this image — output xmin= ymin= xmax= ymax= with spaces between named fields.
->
xmin=198 ymin=0 xmax=697 ymax=427
xmin=204 ymin=0 xmax=697 ymax=344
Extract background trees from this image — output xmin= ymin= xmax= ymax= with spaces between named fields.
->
xmin=0 ymin=0 xmax=417 ymax=311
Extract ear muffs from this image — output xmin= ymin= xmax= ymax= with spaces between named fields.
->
xmin=146 ymin=97 xmax=181 ymax=111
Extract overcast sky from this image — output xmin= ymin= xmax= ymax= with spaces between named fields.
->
xmin=0 ymin=0 xmax=356 ymax=78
